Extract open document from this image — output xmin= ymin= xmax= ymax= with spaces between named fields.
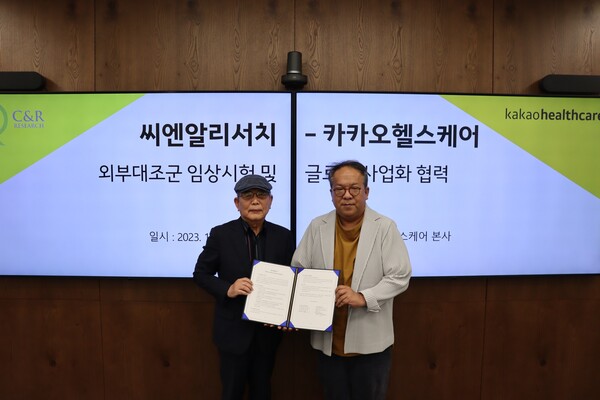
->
xmin=242 ymin=261 xmax=339 ymax=331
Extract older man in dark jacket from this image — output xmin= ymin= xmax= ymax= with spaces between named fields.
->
xmin=193 ymin=174 xmax=295 ymax=400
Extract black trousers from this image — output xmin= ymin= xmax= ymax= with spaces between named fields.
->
xmin=317 ymin=346 xmax=393 ymax=400
xmin=218 ymin=327 xmax=280 ymax=400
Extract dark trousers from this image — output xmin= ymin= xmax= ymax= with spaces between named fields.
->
xmin=317 ymin=347 xmax=393 ymax=400
xmin=218 ymin=327 xmax=280 ymax=400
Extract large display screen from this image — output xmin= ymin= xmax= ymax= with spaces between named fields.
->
xmin=296 ymin=92 xmax=600 ymax=277
xmin=2 ymin=91 xmax=599 ymax=277
xmin=0 ymin=92 xmax=292 ymax=277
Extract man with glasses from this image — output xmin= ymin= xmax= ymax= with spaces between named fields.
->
xmin=292 ymin=160 xmax=412 ymax=400
xmin=193 ymin=174 xmax=295 ymax=400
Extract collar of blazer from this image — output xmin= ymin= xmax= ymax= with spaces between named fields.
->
xmin=319 ymin=206 xmax=381 ymax=289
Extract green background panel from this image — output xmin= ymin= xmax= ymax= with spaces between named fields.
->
xmin=442 ymin=95 xmax=600 ymax=198
xmin=0 ymin=93 xmax=143 ymax=183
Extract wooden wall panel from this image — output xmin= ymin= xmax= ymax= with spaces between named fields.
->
xmin=483 ymin=299 xmax=600 ymax=400
xmin=494 ymin=0 xmax=600 ymax=94
xmin=391 ymin=278 xmax=487 ymax=399
xmin=95 ymin=0 xmax=294 ymax=91
xmin=295 ymin=0 xmax=494 ymax=92
xmin=0 ymin=299 xmax=104 ymax=400
xmin=99 ymin=279 xmax=217 ymax=399
xmin=101 ymin=301 xmax=217 ymax=400
xmin=0 ymin=276 xmax=99 ymax=300
xmin=0 ymin=278 xmax=102 ymax=399
xmin=99 ymin=277 xmax=205 ymax=302
xmin=486 ymin=275 xmax=600 ymax=302
xmin=482 ymin=275 xmax=600 ymax=400
xmin=0 ymin=0 xmax=95 ymax=91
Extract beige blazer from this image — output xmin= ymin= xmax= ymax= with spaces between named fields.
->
xmin=292 ymin=206 xmax=412 ymax=356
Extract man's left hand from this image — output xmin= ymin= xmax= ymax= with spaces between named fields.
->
xmin=335 ymin=285 xmax=366 ymax=308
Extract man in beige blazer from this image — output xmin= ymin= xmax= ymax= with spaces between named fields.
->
xmin=292 ymin=160 xmax=412 ymax=400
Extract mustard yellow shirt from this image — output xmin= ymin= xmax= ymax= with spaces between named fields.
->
xmin=331 ymin=215 xmax=363 ymax=356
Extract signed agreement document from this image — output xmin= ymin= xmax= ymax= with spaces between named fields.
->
xmin=242 ymin=261 xmax=339 ymax=331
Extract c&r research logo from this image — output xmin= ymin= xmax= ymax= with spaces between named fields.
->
xmin=12 ymin=108 xmax=45 ymax=129
xmin=0 ymin=104 xmax=46 ymax=146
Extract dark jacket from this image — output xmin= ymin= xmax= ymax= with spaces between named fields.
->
xmin=193 ymin=218 xmax=295 ymax=354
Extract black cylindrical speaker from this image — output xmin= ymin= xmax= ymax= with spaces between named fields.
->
xmin=0 ymin=71 xmax=45 ymax=91
xmin=540 ymin=74 xmax=600 ymax=95
xmin=286 ymin=51 xmax=303 ymax=74
xmin=281 ymin=51 xmax=307 ymax=90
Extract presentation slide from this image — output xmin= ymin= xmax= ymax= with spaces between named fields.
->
xmin=0 ymin=92 xmax=292 ymax=277
xmin=295 ymin=92 xmax=600 ymax=277
xmin=2 ymin=91 xmax=598 ymax=278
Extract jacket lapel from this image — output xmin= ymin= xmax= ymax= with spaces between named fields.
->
xmin=352 ymin=207 xmax=378 ymax=290
xmin=320 ymin=211 xmax=336 ymax=269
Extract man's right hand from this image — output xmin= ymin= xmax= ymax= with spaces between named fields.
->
xmin=227 ymin=277 xmax=253 ymax=298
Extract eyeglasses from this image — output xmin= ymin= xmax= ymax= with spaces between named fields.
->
xmin=331 ymin=186 xmax=362 ymax=197
xmin=238 ymin=190 xmax=270 ymax=200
